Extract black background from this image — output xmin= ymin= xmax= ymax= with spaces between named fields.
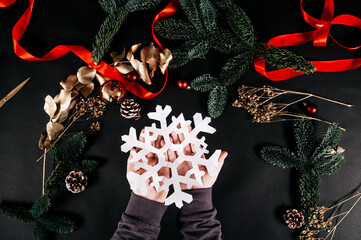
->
xmin=1 ymin=0 xmax=361 ymax=239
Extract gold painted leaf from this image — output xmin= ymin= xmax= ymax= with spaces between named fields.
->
xmin=54 ymin=89 xmax=72 ymax=112
xmin=46 ymin=122 xmax=64 ymax=141
xmin=60 ymin=74 xmax=78 ymax=91
xmin=78 ymin=82 xmax=94 ymax=98
xmin=115 ymin=63 xmax=134 ymax=74
xmin=127 ymin=43 xmax=141 ymax=61
xmin=77 ymin=66 xmax=96 ymax=85
xmin=111 ymin=49 xmax=125 ymax=64
xmin=159 ymin=48 xmax=172 ymax=74
xmin=44 ymin=95 xmax=57 ymax=119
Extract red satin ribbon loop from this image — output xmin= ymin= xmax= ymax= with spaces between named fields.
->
xmin=1 ymin=0 xmax=177 ymax=99
xmin=255 ymin=0 xmax=361 ymax=81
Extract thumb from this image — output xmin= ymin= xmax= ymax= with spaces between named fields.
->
xmin=217 ymin=151 xmax=228 ymax=170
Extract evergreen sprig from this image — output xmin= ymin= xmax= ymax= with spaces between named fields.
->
xmin=155 ymin=0 xmax=315 ymax=118
xmin=92 ymin=0 xmax=164 ymax=64
xmin=0 ymin=194 xmax=75 ymax=240
xmin=259 ymin=120 xmax=344 ymax=225
xmin=45 ymin=133 xmax=98 ymax=193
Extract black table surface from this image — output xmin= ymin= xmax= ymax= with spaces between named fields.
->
xmin=0 ymin=0 xmax=361 ymax=239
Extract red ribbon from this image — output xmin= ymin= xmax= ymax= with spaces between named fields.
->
xmin=1 ymin=0 xmax=176 ymax=99
xmin=254 ymin=0 xmax=361 ymax=81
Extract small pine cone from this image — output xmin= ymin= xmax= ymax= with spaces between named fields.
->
xmin=65 ymin=171 xmax=87 ymax=193
xmin=120 ymin=99 xmax=141 ymax=120
xmin=283 ymin=209 xmax=305 ymax=229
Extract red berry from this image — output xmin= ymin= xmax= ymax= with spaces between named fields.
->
xmin=178 ymin=80 xmax=188 ymax=89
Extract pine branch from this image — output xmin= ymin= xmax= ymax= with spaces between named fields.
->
xmin=299 ymin=172 xmax=320 ymax=225
xmin=209 ymin=30 xmax=245 ymax=54
xmin=199 ymin=0 xmax=219 ymax=33
xmin=33 ymin=223 xmax=47 ymax=240
xmin=45 ymin=162 xmax=70 ymax=192
xmin=311 ymin=123 xmax=342 ymax=162
xmin=293 ymin=119 xmax=315 ymax=162
xmin=91 ymin=7 xmax=129 ymax=64
xmin=207 ymin=85 xmax=227 ymax=118
xmin=66 ymin=133 xmax=86 ymax=162
xmin=81 ymin=159 xmax=99 ymax=173
xmin=0 ymin=204 xmax=35 ymax=224
xmin=98 ymin=0 xmax=117 ymax=13
xmin=30 ymin=195 xmax=51 ymax=219
xmin=169 ymin=40 xmax=210 ymax=69
xmin=254 ymin=43 xmax=316 ymax=74
xmin=313 ymin=152 xmax=344 ymax=176
xmin=191 ymin=74 xmax=219 ymax=92
xmin=154 ymin=19 xmax=200 ymax=40
xmin=260 ymin=146 xmax=301 ymax=169
xmin=179 ymin=0 xmax=204 ymax=33
xmin=39 ymin=216 xmax=76 ymax=234
xmin=226 ymin=2 xmax=256 ymax=47
xmin=124 ymin=0 xmax=164 ymax=12
xmin=219 ymin=52 xmax=252 ymax=86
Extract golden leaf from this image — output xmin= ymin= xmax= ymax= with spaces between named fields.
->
xmin=78 ymin=82 xmax=94 ymax=98
xmin=95 ymin=73 xmax=109 ymax=85
xmin=46 ymin=122 xmax=64 ymax=141
xmin=77 ymin=66 xmax=96 ymax=85
xmin=130 ymin=59 xmax=151 ymax=85
xmin=111 ymin=50 xmax=125 ymax=64
xmin=127 ymin=43 xmax=141 ymax=61
xmin=159 ymin=48 xmax=172 ymax=74
xmin=115 ymin=63 xmax=134 ymax=74
xmin=44 ymin=95 xmax=57 ymax=119
xmin=140 ymin=43 xmax=160 ymax=78
xmin=60 ymin=74 xmax=78 ymax=91
xmin=54 ymin=89 xmax=72 ymax=112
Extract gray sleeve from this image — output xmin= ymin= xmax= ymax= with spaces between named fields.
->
xmin=177 ymin=188 xmax=222 ymax=240
xmin=111 ymin=192 xmax=167 ymax=240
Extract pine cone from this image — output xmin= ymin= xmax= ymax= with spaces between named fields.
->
xmin=120 ymin=99 xmax=141 ymax=120
xmin=283 ymin=209 xmax=304 ymax=229
xmin=65 ymin=171 xmax=87 ymax=193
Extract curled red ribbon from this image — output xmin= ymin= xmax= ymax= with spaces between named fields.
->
xmin=1 ymin=0 xmax=175 ymax=99
xmin=254 ymin=0 xmax=361 ymax=81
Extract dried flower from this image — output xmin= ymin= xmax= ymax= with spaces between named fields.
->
xmin=232 ymin=85 xmax=351 ymax=130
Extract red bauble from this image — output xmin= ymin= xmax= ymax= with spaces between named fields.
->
xmin=302 ymin=101 xmax=317 ymax=114
xmin=177 ymin=80 xmax=188 ymax=89
xmin=126 ymin=72 xmax=138 ymax=81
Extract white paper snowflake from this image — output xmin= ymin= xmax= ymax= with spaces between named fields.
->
xmin=121 ymin=105 xmax=221 ymax=208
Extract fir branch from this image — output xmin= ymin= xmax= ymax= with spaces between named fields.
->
xmin=208 ymin=85 xmax=227 ymax=118
xmin=38 ymin=216 xmax=76 ymax=234
xmin=313 ymin=152 xmax=344 ymax=176
xmin=199 ymin=0 xmax=219 ymax=33
xmin=254 ymin=43 xmax=316 ymax=74
xmin=98 ymin=0 xmax=117 ymax=13
xmin=81 ymin=159 xmax=99 ymax=173
xmin=191 ymin=74 xmax=219 ymax=92
xmin=33 ymin=223 xmax=47 ymax=240
xmin=219 ymin=52 xmax=252 ymax=86
xmin=0 ymin=204 xmax=35 ymax=224
xmin=209 ymin=30 xmax=245 ymax=54
xmin=226 ymin=2 xmax=256 ymax=47
xmin=124 ymin=0 xmax=164 ymax=12
xmin=170 ymin=40 xmax=210 ymax=69
xmin=66 ymin=133 xmax=86 ymax=162
xmin=260 ymin=146 xmax=300 ymax=169
xmin=30 ymin=195 xmax=51 ymax=219
xmin=45 ymin=163 xmax=70 ymax=193
xmin=179 ymin=0 xmax=204 ymax=33
xmin=299 ymin=172 xmax=320 ymax=223
xmin=92 ymin=7 xmax=129 ymax=64
xmin=294 ymin=119 xmax=315 ymax=162
xmin=154 ymin=19 xmax=200 ymax=40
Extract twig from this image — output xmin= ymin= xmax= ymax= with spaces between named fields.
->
xmin=42 ymin=149 xmax=47 ymax=195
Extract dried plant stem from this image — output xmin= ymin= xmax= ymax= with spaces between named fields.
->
xmin=324 ymin=193 xmax=361 ymax=239
xmin=42 ymin=149 xmax=47 ymax=195
xmin=36 ymin=118 xmax=77 ymax=162
xmin=286 ymin=90 xmax=353 ymax=107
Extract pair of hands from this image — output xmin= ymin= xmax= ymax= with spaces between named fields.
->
xmin=127 ymin=127 xmax=228 ymax=203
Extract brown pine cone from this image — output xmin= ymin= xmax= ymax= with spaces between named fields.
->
xmin=65 ymin=171 xmax=87 ymax=193
xmin=283 ymin=209 xmax=304 ymax=229
xmin=120 ymin=99 xmax=141 ymax=120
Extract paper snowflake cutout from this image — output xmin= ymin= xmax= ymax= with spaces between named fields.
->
xmin=121 ymin=105 xmax=221 ymax=208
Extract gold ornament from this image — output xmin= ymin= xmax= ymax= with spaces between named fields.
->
xmin=100 ymin=80 xmax=126 ymax=104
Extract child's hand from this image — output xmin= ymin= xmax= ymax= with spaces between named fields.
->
xmin=168 ymin=126 xmax=228 ymax=190
xmin=126 ymin=129 xmax=169 ymax=203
